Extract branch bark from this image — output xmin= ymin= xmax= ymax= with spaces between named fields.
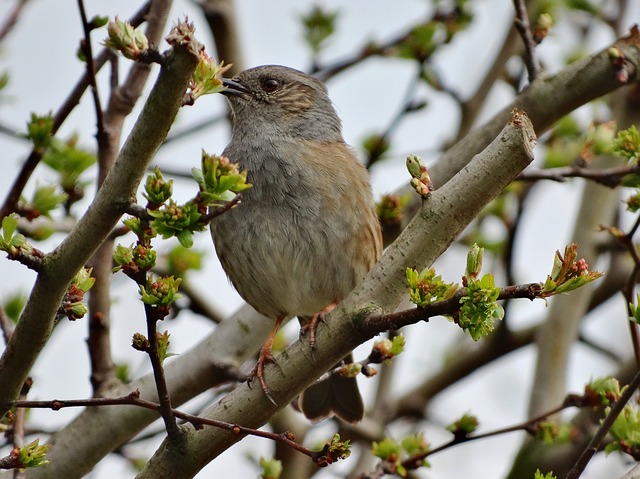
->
xmin=135 ymin=110 xmax=536 ymax=479
xmin=87 ymin=0 xmax=174 ymax=396
xmin=27 ymin=307 xmax=272 ymax=479
xmin=0 ymin=32 xmax=200 ymax=420
xmin=431 ymin=27 xmax=640 ymax=189
xmin=25 ymin=31 xmax=640 ymax=479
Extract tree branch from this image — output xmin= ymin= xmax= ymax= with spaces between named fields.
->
xmin=0 ymin=0 xmax=29 ymax=43
xmin=24 ymin=26 xmax=640 ymax=479
xmin=512 ymin=0 xmax=541 ymax=82
xmin=27 ymin=307 xmax=273 ymax=479
xmin=0 ymin=2 xmax=152 ymax=221
xmin=0 ymin=23 xmax=201 ymax=420
xmin=430 ymin=27 xmax=640 ymax=190
xmin=134 ymin=110 xmax=536 ymax=479
xmin=567 ymin=369 xmax=640 ymax=479
xmin=87 ymin=0 xmax=174 ymax=396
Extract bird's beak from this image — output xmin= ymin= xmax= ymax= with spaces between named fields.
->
xmin=221 ymin=78 xmax=250 ymax=97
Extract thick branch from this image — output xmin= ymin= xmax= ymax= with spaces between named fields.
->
xmin=0 ymin=34 xmax=200 ymax=419
xmin=135 ymin=111 xmax=536 ymax=479
xmin=430 ymin=27 xmax=640 ymax=189
xmin=26 ymin=29 xmax=640 ymax=479
xmin=87 ymin=0 xmax=174 ymax=397
xmin=0 ymin=2 xmax=152 ymax=221
xmin=27 ymin=307 xmax=272 ymax=479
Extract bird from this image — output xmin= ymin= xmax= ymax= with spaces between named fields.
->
xmin=210 ymin=65 xmax=382 ymax=423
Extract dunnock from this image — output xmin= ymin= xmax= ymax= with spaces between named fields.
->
xmin=210 ymin=65 xmax=382 ymax=422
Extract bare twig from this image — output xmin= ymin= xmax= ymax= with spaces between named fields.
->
xmin=163 ymin=113 xmax=227 ymax=145
xmin=364 ymin=67 xmax=425 ymax=168
xmin=0 ymin=0 xmax=29 ymax=43
xmin=394 ymin=392 xmax=591 ymax=475
xmin=13 ymin=390 xmax=319 ymax=461
xmin=0 ymin=1 xmax=152 ymax=221
xmin=76 ymin=0 xmax=107 ymax=146
xmin=621 ymin=214 xmax=640 ymax=367
xmin=313 ymin=5 xmax=463 ymax=82
xmin=455 ymin=23 xmax=523 ymax=142
xmin=517 ymin=163 xmax=640 ymax=187
xmin=512 ymin=0 xmax=541 ymax=82
xmin=0 ymin=307 xmax=14 ymax=346
xmin=143 ymin=308 xmax=181 ymax=441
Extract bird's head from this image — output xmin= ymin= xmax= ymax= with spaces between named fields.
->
xmin=221 ymin=65 xmax=342 ymax=141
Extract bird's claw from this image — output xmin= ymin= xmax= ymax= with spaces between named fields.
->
xmin=247 ymin=351 xmax=278 ymax=406
xmin=300 ymin=305 xmax=333 ymax=350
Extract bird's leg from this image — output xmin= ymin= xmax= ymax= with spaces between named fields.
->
xmin=248 ymin=315 xmax=284 ymax=406
xmin=301 ymin=301 xmax=337 ymax=350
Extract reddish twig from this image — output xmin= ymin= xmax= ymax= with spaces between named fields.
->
xmin=201 ymin=194 xmax=243 ymax=222
xmin=395 ymin=394 xmax=583 ymax=475
xmin=142 ymin=306 xmax=181 ymax=441
xmin=13 ymin=390 xmax=319 ymax=461
xmin=4 ymin=247 xmax=45 ymax=272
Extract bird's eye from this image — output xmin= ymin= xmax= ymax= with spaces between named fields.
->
xmin=261 ymin=78 xmax=280 ymax=93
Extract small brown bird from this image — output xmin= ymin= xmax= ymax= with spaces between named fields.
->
xmin=210 ymin=65 xmax=382 ymax=422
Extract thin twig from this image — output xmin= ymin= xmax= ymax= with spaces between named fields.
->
xmin=517 ymin=163 xmax=640 ymax=187
xmin=500 ymin=184 xmax=532 ymax=327
xmin=77 ymin=0 xmax=107 ymax=146
xmin=512 ymin=0 xmax=541 ymax=83
xmin=621 ymin=215 xmax=640 ymax=368
xmin=566 ymin=369 xmax=640 ymax=479
xmin=163 ymin=113 xmax=227 ymax=145
xmin=364 ymin=67 xmax=426 ymax=169
xmin=143 ymin=306 xmax=181 ymax=442
xmin=13 ymin=391 xmax=318 ymax=460
xmin=0 ymin=1 xmax=152 ymax=221
xmin=313 ymin=9 xmax=444 ymax=82
xmin=364 ymin=282 xmax=541 ymax=334
xmin=396 ymin=394 xmax=583 ymax=474
xmin=201 ymin=194 xmax=243 ymax=222
xmin=0 ymin=0 xmax=29 ymax=43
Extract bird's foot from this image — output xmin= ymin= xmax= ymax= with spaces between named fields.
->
xmin=247 ymin=348 xmax=278 ymax=406
xmin=300 ymin=302 xmax=337 ymax=350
